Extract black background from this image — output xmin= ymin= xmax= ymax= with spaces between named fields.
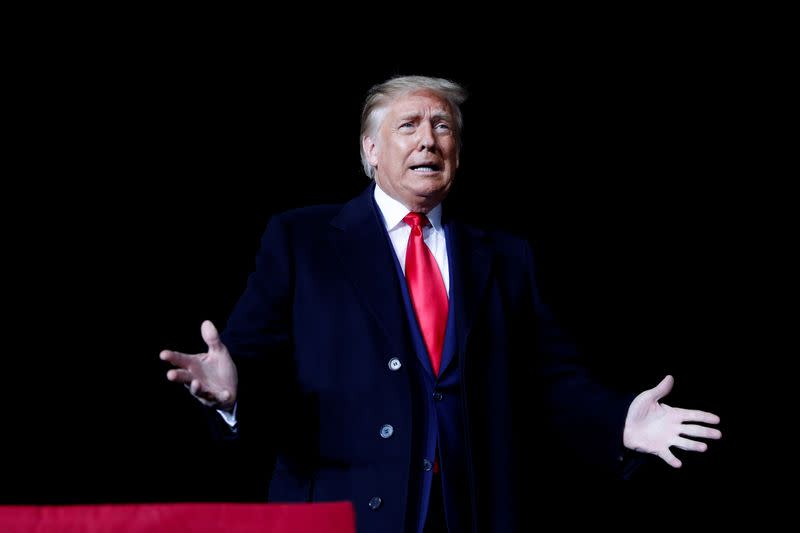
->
xmin=6 ymin=27 xmax=778 ymax=505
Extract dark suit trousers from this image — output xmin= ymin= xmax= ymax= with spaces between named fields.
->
xmin=424 ymin=471 xmax=448 ymax=533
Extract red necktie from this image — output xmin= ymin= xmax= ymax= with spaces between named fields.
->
xmin=403 ymin=212 xmax=448 ymax=376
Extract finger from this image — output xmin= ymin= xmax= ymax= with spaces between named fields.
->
xmin=189 ymin=379 xmax=226 ymax=405
xmin=648 ymin=374 xmax=674 ymax=401
xmin=166 ymin=369 xmax=195 ymax=385
xmin=160 ymin=350 xmax=196 ymax=369
xmin=673 ymin=407 xmax=720 ymax=425
xmin=183 ymin=383 xmax=216 ymax=408
xmin=672 ymin=437 xmax=708 ymax=453
xmin=660 ymin=448 xmax=682 ymax=468
xmin=201 ymin=320 xmax=223 ymax=352
xmin=189 ymin=379 xmax=215 ymax=400
xmin=680 ymin=424 xmax=722 ymax=440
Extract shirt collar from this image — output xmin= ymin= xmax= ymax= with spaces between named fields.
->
xmin=373 ymin=183 xmax=443 ymax=232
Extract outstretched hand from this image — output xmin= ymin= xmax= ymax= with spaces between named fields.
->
xmin=160 ymin=320 xmax=238 ymax=411
xmin=623 ymin=375 xmax=721 ymax=468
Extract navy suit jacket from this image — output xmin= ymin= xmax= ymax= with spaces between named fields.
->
xmin=219 ymin=184 xmax=634 ymax=532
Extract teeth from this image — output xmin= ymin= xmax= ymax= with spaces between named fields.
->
xmin=413 ymin=166 xmax=436 ymax=171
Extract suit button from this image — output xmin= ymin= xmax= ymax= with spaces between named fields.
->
xmin=379 ymin=424 xmax=394 ymax=438
xmin=433 ymin=392 xmax=443 ymax=401
xmin=423 ymin=459 xmax=433 ymax=472
xmin=368 ymin=496 xmax=382 ymax=510
xmin=388 ymin=357 xmax=402 ymax=371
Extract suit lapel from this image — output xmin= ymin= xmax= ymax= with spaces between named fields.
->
xmin=329 ymin=186 xmax=494 ymax=375
xmin=447 ymin=218 xmax=493 ymax=367
xmin=329 ymin=184 xmax=412 ymax=356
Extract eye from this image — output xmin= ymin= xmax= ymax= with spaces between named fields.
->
xmin=435 ymin=123 xmax=451 ymax=131
xmin=399 ymin=122 xmax=415 ymax=129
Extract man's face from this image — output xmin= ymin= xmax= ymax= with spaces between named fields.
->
xmin=364 ymin=90 xmax=459 ymax=213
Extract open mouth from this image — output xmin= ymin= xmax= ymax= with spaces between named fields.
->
xmin=410 ymin=164 xmax=441 ymax=172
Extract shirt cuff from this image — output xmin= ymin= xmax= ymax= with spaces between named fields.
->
xmin=216 ymin=402 xmax=238 ymax=431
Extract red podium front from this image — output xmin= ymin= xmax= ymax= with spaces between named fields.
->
xmin=0 ymin=502 xmax=355 ymax=533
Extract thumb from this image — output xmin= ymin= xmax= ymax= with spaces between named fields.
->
xmin=649 ymin=374 xmax=674 ymax=402
xmin=201 ymin=320 xmax=223 ymax=352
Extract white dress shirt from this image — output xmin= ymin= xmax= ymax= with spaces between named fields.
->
xmin=373 ymin=183 xmax=450 ymax=295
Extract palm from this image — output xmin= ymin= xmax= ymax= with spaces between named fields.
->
xmin=623 ymin=375 xmax=722 ymax=468
xmin=160 ymin=320 xmax=238 ymax=410
xmin=181 ymin=349 xmax=236 ymax=404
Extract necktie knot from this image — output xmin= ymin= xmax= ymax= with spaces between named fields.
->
xmin=403 ymin=212 xmax=430 ymax=230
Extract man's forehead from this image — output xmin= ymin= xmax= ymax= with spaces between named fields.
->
xmin=389 ymin=91 xmax=452 ymax=115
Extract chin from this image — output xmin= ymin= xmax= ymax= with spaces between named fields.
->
xmin=411 ymin=182 xmax=442 ymax=196
xmin=416 ymin=188 xmax=449 ymax=208
xmin=414 ymin=175 xmax=451 ymax=190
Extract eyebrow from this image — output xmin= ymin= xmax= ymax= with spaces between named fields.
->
xmin=397 ymin=111 xmax=453 ymax=122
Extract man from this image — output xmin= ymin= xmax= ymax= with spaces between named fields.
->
xmin=160 ymin=75 xmax=721 ymax=532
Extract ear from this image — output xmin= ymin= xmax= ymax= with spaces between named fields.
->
xmin=363 ymin=136 xmax=379 ymax=167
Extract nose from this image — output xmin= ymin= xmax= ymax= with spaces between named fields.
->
xmin=417 ymin=122 xmax=436 ymax=151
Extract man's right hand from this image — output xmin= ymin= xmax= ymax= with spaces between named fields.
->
xmin=160 ymin=320 xmax=238 ymax=411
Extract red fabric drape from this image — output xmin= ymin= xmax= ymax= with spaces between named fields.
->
xmin=0 ymin=502 xmax=355 ymax=533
